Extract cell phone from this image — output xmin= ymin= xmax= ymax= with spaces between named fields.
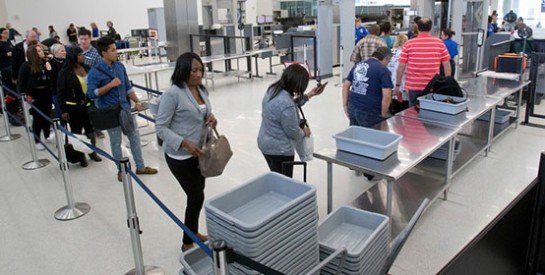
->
xmin=315 ymin=81 xmax=328 ymax=95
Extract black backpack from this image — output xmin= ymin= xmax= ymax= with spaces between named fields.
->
xmin=422 ymin=74 xmax=464 ymax=98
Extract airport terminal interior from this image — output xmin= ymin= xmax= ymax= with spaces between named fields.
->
xmin=2 ymin=0 xmax=545 ymax=274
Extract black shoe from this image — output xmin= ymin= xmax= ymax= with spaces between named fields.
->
xmin=364 ymin=173 xmax=374 ymax=181
xmin=80 ymin=158 xmax=89 ymax=167
xmin=95 ymin=130 xmax=105 ymax=139
xmin=88 ymin=152 xmax=102 ymax=162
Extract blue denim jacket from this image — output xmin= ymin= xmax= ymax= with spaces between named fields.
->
xmin=257 ymin=88 xmax=305 ymax=156
xmin=87 ymin=59 xmax=134 ymax=111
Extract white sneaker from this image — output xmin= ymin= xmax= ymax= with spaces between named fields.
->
xmin=35 ymin=143 xmax=45 ymax=151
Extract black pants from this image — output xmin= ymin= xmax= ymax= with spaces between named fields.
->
xmin=66 ymin=105 xmax=95 ymax=145
xmin=165 ymin=155 xmax=205 ymax=245
xmin=30 ymin=98 xmax=52 ymax=143
xmin=263 ymin=154 xmax=295 ymax=178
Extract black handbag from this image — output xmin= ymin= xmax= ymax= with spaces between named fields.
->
xmin=64 ymin=134 xmax=85 ymax=164
xmin=422 ymin=74 xmax=464 ymax=98
xmin=87 ymin=104 xmax=120 ymax=130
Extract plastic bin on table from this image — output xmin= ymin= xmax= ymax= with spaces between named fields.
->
xmin=333 ymin=126 xmax=402 ymax=160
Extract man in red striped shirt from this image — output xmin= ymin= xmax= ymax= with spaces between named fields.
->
xmin=394 ymin=17 xmax=451 ymax=106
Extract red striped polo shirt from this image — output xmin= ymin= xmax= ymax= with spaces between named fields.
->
xmin=398 ymin=32 xmax=451 ymax=91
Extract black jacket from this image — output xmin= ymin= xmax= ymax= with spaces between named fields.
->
xmin=49 ymin=57 xmax=65 ymax=96
xmin=57 ymin=65 xmax=91 ymax=114
xmin=0 ymin=40 xmax=14 ymax=69
xmin=11 ymin=41 xmax=25 ymax=81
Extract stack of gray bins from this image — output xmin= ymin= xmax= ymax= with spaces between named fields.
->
xmin=205 ymin=172 xmax=319 ymax=275
xmin=318 ymin=206 xmax=390 ymax=275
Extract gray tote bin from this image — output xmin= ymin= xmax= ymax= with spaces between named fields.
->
xmin=333 ymin=126 xmax=402 ymax=160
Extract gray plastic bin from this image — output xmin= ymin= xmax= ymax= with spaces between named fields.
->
xmin=477 ymin=109 xmax=513 ymax=124
xmin=204 ymin=173 xmax=316 ymax=231
xmin=333 ymin=126 xmax=402 ymax=160
xmin=418 ymin=94 xmax=469 ymax=114
xmin=179 ymin=247 xmax=212 ymax=275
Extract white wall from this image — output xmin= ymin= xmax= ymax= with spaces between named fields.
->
xmin=3 ymin=0 xmax=163 ymax=43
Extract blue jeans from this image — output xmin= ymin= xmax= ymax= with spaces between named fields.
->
xmin=408 ymin=90 xmax=424 ymax=107
xmin=347 ymin=102 xmax=383 ymax=128
xmin=107 ymin=120 xmax=145 ymax=171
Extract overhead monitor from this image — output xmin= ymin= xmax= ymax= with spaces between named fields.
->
xmin=265 ymin=16 xmax=274 ymax=23
xmin=257 ymin=15 xmax=266 ymax=24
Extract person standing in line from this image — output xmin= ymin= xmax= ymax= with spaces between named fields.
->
xmin=11 ymin=30 xmax=38 ymax=85
xmin=379 ymin=21 xmax=394 ymax=49
xmin=5 ymin=23 xmax=20 ymax=42
xmin=355 ymin=17 xmax=368 ymax=44
xmin=351 ymin=24 xmax=387 ymax=64
xmin=87 ymin=36 xmax=157 ymax=181
xmin=78 ymin=28 xmax=100 ymax=68
xmin=387 ymin=34 xmax=409 ymax=112
xmin=48 ymin=43 xmax=66 ymax=120
xmin=17 ymin=44 xmax=53 ymax=151
xmin=0 ymin=28 xmax=14 ymax=88
xmin=257 ymin=65 xmax=321 ymax=178
xmin=440 ymin=28 xmax=458 ymax=76
xmin=343 ymin=47 xmax=393 ymax=128
xmin=106 ymin=21 xmax=117 ymax=40
xmin=155 ymin=52 xmax=217 ymax=252
xmin=90 ymin=22 xmax=100 ymax=40
xmin=58 ymin=47 xmax=102 ymax=164
xmin=394 ymin=17 xmax=451 ymax=106
xmin=503 ymin=10 xmax=518 ymax=32
xmin=67 ymin=24 xmax=78 ymax=45
xmin=32 ymin=27 xmax=42 ymax=41
xmin=407 ymin=16 xmax=421 ymax=39
xmin=78 ymin=28 xmax=104 ymax=139
xmin=48 ymin=25 xmax=57 ymax=39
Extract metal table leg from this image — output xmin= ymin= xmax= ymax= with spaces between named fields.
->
xmin=515 ymin=87 xmax=523 ymax=129
xmin=443 ymin=137 xmax=455 ymax=200
xmin=327 ymin=162 xmax=333 ymax=214
xmin=387 ymin=180 xmax=394 ymax=218
xmin=486 ymin=107 xmax=496 ymax=154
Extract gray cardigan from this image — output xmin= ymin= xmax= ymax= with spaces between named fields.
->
xmin=155 ymin=83 xmax=212 ymax=156
xmin=257 ymin=88 xmax=305 ymax=156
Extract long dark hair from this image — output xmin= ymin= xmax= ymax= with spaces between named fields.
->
xmin=268 ymin=64 xmax=309 ymax=101
xmin=171 ymin=52 xmax=204 ymax=88
xmin=64 ymin=46 xmax=88 ymax=71
xmin=26 ymin=44 xmax=44 ymax=74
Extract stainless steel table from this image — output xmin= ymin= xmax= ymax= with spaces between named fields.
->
xmin=314 ymin=116 xmax=459 ymax=222
xmin=396 ymin=95 xmax=503 ymax=179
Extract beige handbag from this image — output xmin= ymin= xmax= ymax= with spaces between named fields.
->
xmin=198 ymin=126 xmax=233 ymax=177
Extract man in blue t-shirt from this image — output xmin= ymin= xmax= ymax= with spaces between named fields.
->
xmin=343 ymin=47 xmax=394 ymax=128
xmin=355 ymin=17 xmax=368 ymax=44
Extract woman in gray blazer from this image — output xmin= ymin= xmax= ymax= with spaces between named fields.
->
xmin=257 ymin=64 xmax=321 ymax=177
xmin=155 ymin=52 xmax=217 ymax=252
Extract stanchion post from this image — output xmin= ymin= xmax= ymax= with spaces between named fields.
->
xmin=338 ymin=45 xmax=344 ymax=87
xmin=303 ymin=43 xmax=308 ymax=65
xmin=212 ymin=240 xmax=230 ymax=275
xmin=120 ymin=158 xmax=164 ymax=275
xmin=0 ymin=84 xmax=21 ymax=141
xmin=53 ymin=119 xmax=91 ymax=220
xmin=20 ymin=93 xmax=50 ymax=170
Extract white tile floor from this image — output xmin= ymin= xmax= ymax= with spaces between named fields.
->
xmin=1 ymin=58 xmax=545 ymax=275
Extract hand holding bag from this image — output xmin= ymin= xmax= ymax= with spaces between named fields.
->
xmin=198 ymin=126 xmax=233 ymax=178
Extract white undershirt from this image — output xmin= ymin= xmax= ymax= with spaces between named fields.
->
xmin=166 ymin=104 xmax=208 ymax=161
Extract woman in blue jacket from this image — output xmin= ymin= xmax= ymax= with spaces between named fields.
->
xmin=257 ymin=65 xmax=321 ymax=177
